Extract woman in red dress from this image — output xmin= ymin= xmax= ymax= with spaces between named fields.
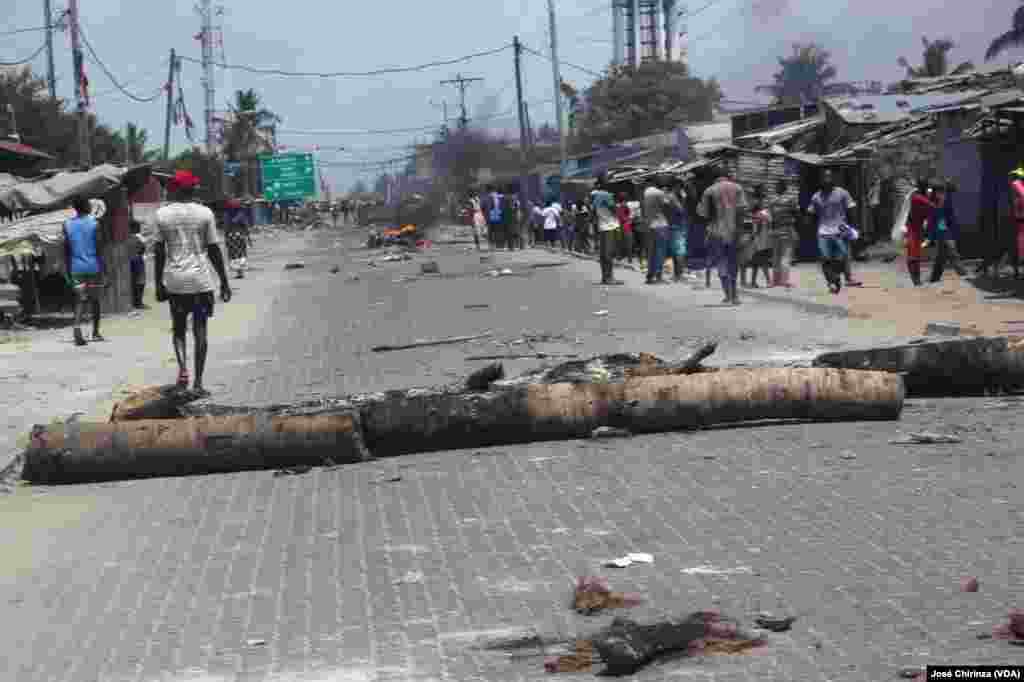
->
xmin=904 ymin=179 xmax=936 ymax=286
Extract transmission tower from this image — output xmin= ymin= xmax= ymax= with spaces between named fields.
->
xmin=195 ymin=0 xmax=219 ymax=154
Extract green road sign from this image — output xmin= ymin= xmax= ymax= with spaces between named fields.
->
xmin=259 ymin=153 xmax=317 ymax=201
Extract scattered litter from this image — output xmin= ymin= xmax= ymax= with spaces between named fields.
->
xmin=246 ymin=639 xmax=267 ymax=647
xmin=329 ymin=265 xmax=340 ymax=274
xmin=591 ymin=426 xmax=632 ymax=439
xmin=604 ymin=552 xmax=654 ymax=568
xmin=283 ymin=262 xmax=305 ymax=270
xmin=961 ymin=577 xmax=979 ymax=592
xmin=573 ymin=576 xmax=643 ymax=615
xmin=593 ymin=310 xmax=609 ymax=317
xmin=372 ymin=475 xmax=403 ymax=485
xmin=345 ymin=273 xmax=359 ymax=282
xmin=464 ymin=303 xmax=490 ymax=309
xmin=273 ymin=465 xmax=313 ymax=477
xmin=890 ymin=432 xmax=963 ymax=444
xmin=992 ymin=609 xmax=1024 ymax=641
xmin=681 ymin=565 xmax=753 ymax=576
xmin=898 ymin=669 xmax=925 ymax=680
xmin=420 ymin=261 xmax=440 ymax=274
xmin=839 ymin=451 xmax=858 ymax=460
xmin=394 ymin=570 xmax=424 ymax=585
xmin=371 ymin=331 xmax=493 ymax=353
xmin=754 ymin=614 xmax=796 ymax=632
xmin=544 ymin=640 xmax=593 ymax=673
xmin=740 ymin=331 xmax=756 ymax=341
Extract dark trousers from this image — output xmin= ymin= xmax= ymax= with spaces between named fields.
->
xmin=930 ymin=238 xmax=966 ymax=281
xmin=599 ymin=229 xmax=616 ymax=282
xmin=634 ymin=230 xmax=649 ymax=262
xmin=647 ymin=230 xmax=669 ymax=280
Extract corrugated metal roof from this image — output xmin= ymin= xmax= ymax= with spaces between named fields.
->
xmin=733 ymin=116 xmax=825 ymax=146
xmin=824 ymin=92 xmax=986 ymax=124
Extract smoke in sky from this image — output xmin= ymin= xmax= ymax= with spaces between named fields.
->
xmin=750 ymin=0 xmax=790 ymax=21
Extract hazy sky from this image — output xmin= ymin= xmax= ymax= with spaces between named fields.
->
xmin=3 ymin=0 xmax=1019 ymax=192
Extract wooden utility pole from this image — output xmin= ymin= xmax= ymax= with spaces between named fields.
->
xmin=163 ymin=49 xmax=177 ymax=161
xmin=546 ymin=0 xmax=568 ymax=182
xmin=67 ymin=0 xmax=91 ymax=168
xmin=513 ymin=37 xmax=531 ymax=207
xmin=43 ymin=0 xmax=57 ymax=99
xmin=440 ymin=73 xmax=484 ymax=130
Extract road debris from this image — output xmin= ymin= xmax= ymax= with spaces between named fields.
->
xmin=754 ymin=614 xmax=796 ymax=632
xmin=465 ymin=363 xmax=505 ymax=391
xmin=371 ymin=331 xmax=493 ymax=353
xmin=530 ymin=262 xmax=569 ymax=269
xmin=372 ymin=475 xmax=403 ymax=484
xmin=591 ymin=426 xmax=632 ymax=439
xmin=898 ymin=668 xmax=925 ymax=679
xmin=740 ymin=331 xmax=756 ymax=340
xmin=993 ymin=609 xmax=1024 ymax=641
xmin=464 ymin=303 xmax=490 ymax=309
xmin=466 ymin=353 xmax=580 ymax=361
xmin=625 ymin=343 xmax=719 ymax=378
xmin=283 ymin=262 xmax=305 ymax=270
xmin=246 ymin=639 xmax=267 ymax=647
xmin=420 ymin=261 xmax=440 ymax=274
xmin=544 ymin=640 xmax=593 ymax=673
xmin=591 ymin=611 xmax=767 ymax=675
xmin=273 ymin=465 xmax=313 ymax=477
xmin=593 ymin=310 xmax=609 ymax=317
xmin=393 ymin=570 xmax=424 ymax=585
xmin=961 ymin=577 xmax=980 ymax=592
xmin=329 ymin=265 xmax=340 ymax=274
xmin=345 ymin=273 xmax=359 ymax=282
xmin=681 ymin=565 xmax=753 ymax=576
xmin=573 ymin=577 xmax=644 ymax=615
xmin=890 ymin=432 xmax=963 ymax=445
xmin=604 ymin=553 xmax=654 ymax=568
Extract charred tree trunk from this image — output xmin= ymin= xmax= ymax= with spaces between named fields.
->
xmin=24 ymin=408 xmax=370 ymax=484
xmin=813 ymin=336 xmax=1024 ymax=395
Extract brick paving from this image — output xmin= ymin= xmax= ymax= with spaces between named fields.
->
xmin=1 ymin=227 xmax=1022 ymax=682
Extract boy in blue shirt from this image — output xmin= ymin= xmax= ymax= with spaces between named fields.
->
xmin=63 ymin=196 xmax=104 ymax=346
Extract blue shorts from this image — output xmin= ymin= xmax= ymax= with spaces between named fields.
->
xmin=817 ymin=236 xmax=849 ymax=261
xmin=168 ymin=291 xmax=214 ymax=321
xmin=668 ymin=227 xmax=687 ymax=258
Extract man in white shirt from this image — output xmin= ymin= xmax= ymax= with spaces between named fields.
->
xmin=591 ymin=173 xmax=623 ymax=285
xmin=541 ymin=200 xmax=561 ymax=246
xmin=153 ymin=171 xmax=232 ymax=395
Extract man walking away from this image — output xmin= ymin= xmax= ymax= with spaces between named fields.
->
xmin=541 ymin=199 xmax=561 ymax=246
xmin=926 ymin=181 xmax=968 ymax=282
xmin=698 ymin=168 xmax=747 ymax=304
xmin=643 ymin=179 xmax=671 ymax=284
xmin=809 ymin=169 xmax=858 ymax=294
xmin=482 ymin=185 xmax=504 ymax=249
xmin=63 ymin=196 xmax=104 ymax=346
xmin=154 ymin=171 xmax=232 ymax=395
xmin=768 ymin=180 xmax=798 ymax=288
xmin=627 ymin=193 xmax=644 ymax=263
xmin=666 ymin=179 xmax=689 ymax=283
xmin=591 ymin=174 xmax=623 ymax=285
xmin=616 ymin=194 xmax=634 ymax=264
xmin=130 ymin=219 xmax=147 ymax=309
xmin=1012 ymin=168 xmax=1024 ymax=279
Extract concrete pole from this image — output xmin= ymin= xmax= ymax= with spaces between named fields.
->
xmin=163 ymin=49 xmax=176 ymax=161
xmin=513 ymin=37 xmax=530 ymax=209
xmin=546 ymin=0 xmax=568 ymax=186
xmin=67 ymin=0 xmax=91 ymax=167
xmin=43 ymin=0 xmax=57 ymax=99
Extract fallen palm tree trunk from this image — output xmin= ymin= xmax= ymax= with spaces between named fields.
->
xmin=813 ymin=336 xmax=1024 ymax=395
xmin=357 ymin=368 xmax=904 ymax=456
xmin=23 ymin=407 xmax=370 ymax=484
xmin=109 ymin=385 xmax=203 ymax=422
xmin=22 ymin=364 xmax=903 ymax=483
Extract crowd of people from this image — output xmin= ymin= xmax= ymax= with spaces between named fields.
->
xmin=464 ymin=168 xmax=865 ymax=304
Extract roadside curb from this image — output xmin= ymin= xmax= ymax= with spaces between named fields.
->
xmin=532 ymin=246 xmax=852 ymax=317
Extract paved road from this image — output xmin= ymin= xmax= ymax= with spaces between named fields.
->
xmin=1 ymin=227 xmax=1022 ymax=682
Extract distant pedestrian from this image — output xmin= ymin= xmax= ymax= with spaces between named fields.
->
xmin=541 ymin=199 xmax=561 ymax=246
xmin=63 ymin=196 xmax=105 ymax=346
xmin=470 ymin=193 xmax=486 ymax=250
xmin=481 ymin=185 xmax=505 ymax=248
xmin=740 ymin=185 xmax=772 ymax=288
xmin=225 ymin=200 xmax=250 ymax=279
xmin=809 ymin=169 xmax=859 ymax=294
xmin=767 ymin=180 xmax=798 ymax=288
xmin=925 ymin=181 xmax=968 ymax=282
xmin=591 ymin=174 xmax=623 ymax=285
xmin=575 ymin=201 xmax=592 ymax=253
xmin=643 ymin=179 xmax=671 ymax=284
xmin=627 ymin=194 xmax=644 ymax=263
xmin=616 ymin=193 xmax=634 ymax=263
xmin=665 ymin=179 xmax=689 ymax=283
xmin=531 ymin=202 xmax=544 ymax=246
xmin=699 ymin=168 xmax=747 ymax=304
xmin=903 ymin=179 xmax=935 ymax=286
xmin=153 ymin=170 xmax=232 ymax=395
xmin=1012 ymin=167 xmax=1024 ymax=278
xmin=501 ymin=190 xmax=518 ymax=250
xmin=129 ymin=219 xmax=147 ymax=309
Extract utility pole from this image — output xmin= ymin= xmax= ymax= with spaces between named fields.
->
xmin=67 ymin=0 xmax=91 ymax=168
xmin=440 ymin=73 xmax=484 ymax=130
xmin=197 ymin=0 xmax=216 ymax=155
xmin=513 ymin=37 xmax=530 ymax=208
xmin=43 ymin=0 xmax=57 ymax=98
xmin=163 ymin=48 xmax=177 ymax=161
xmin=546 ymin=0 xmax=568 ymax=182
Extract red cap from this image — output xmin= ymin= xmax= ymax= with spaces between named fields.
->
xmin=169 ymin=170 xmax=200 ymax=190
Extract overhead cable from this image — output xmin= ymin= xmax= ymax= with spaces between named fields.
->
xmin=178 ymin=44 xmax=511 ymax=78
xmin=0 ymin=42 xmax=47 ymax=67
xmin=0 ymin=25 xmax=49 ymax=38
xmin=520 ymin=44 xmax=604 ymax=79
xmin=79 ymin=27 xmax=165 ymax=102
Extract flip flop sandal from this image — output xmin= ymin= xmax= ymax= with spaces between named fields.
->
xmin=177 ymin=369 xmax=190 ymax=390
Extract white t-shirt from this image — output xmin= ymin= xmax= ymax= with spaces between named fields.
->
xmin=542 ymin=205 xmax=561 ymax=231
xmin=153 ymin=202 xmax=223 ymax=295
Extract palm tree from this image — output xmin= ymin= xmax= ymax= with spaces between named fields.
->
xmin=899 ymin=37 xmax=974 ymax=78
xmin=986 ymin=4 xmax=1024 ymax=61
xmin=123 ymin=122 xmax=148 ymax=164
xmin=223 ymin=89 xmax=281 ymax=196
xmin=756 ymin=43 xmax=851 ymax=105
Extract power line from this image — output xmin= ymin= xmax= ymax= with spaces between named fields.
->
xmin=520 ymin=44 xmax=604 ymax=79
xmin=0 ymin=25 xmax=49 ymax=37
xmin=178 ymin=44 xmax=511 ymax=78
xmin=78 ymin=26 xmax=165 ymax=102
xmin=89 ymin=58 xmax=169 ymax=98
xmin=0 ymin=42 xmax=47 ymax=67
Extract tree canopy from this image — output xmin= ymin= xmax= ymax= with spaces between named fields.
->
xmin=223 ymin=88 xmax=280 ymax=196
xmin=899 ymin=37 xmax=974 ymax=78
xmin=574 ymin=60 xmax=722 ymax=149
xmin=756 ymin=43 xmax=849 ymax=106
